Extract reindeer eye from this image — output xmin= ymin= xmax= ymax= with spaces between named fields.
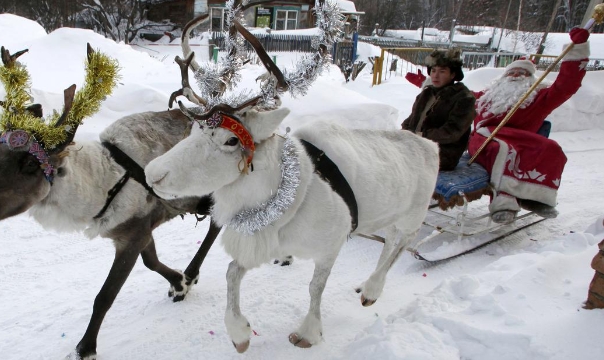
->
xmin=224 ymin=137 xmax=239 ymax=146
xmin=21 ymin=157 xmax=40 ymax=174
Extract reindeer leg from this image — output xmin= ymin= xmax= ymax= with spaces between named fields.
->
xmin=358 ymin=227 xmax=420 ymax=307
xmin=140 ymin=236 xmax=191 ymax=302
xmin=75 ymin=240 xmax=146 ymax=359
xmin=182 ymin=220 xmax=221 ymax=286
xmin=289 ymin=256 xmax=337 ymax=348
xmin=224 ymin=260 xmax=251 ymax=353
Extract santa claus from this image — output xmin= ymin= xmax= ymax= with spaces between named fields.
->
xmin=468 ymin=28 xmax=590 ymax=223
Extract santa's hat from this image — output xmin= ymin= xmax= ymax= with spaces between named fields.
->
xmin=504 ymin=56 xmax=536 ymax=75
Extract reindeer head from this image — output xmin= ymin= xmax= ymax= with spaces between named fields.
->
xmin=146 ymin=0 xmax=343 ymax=199
xmin=0 ymin=44 xmax=119 ymax=220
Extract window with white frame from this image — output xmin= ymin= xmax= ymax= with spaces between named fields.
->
xmin=210 ymin=7 xmax=226 ymax=32
xmin=275 ymin=10 xmax=297 ymax=30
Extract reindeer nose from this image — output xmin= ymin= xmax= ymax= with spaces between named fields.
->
xmin=148 ymin=171 xmax=169 ymax=187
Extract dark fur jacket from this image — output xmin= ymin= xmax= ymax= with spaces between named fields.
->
xmin=402 ymin=82 xmax=476 ymax=171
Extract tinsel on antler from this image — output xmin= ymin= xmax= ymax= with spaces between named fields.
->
xmin=181 ymin=0 xmax=344 ymax=113
xmin=0 ymin=44 xmax=119 ymax=150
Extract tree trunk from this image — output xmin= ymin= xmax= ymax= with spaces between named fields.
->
xmin=535 ymin=0 xmax=564 ymax=64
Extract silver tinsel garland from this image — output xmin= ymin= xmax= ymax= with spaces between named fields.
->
xmin=223 ymin=138 xmax=300 ymax=235
xmin=192 ymin=0 xmax=344 ymax=112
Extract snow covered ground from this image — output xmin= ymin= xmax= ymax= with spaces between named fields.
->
xmin=1 ymin=13 xmax=604 ymax=360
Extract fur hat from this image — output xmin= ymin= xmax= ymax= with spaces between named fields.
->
xmin=425 ymin=48 xmax=464 ymax=82
xmin=504 ymin=56 xmax=536 ymax=75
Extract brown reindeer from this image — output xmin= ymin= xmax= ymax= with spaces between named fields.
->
xmin=0 ymin=45 xmax=220 ymax=359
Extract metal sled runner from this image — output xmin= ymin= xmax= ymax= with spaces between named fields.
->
xmin=407 ymin=152 xmax=546 ymax=262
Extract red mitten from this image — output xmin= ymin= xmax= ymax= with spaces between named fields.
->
xmin=405 ymin=69 xmax=426 ymax=88
xmin=570 ymin=27 xmax=589 ymax=44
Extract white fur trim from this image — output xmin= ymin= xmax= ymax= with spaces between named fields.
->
xmin=562 ymin=42 xmax=590 ymax=61
xmin=475 ymin=128 xmax=558 ymax=208
xmin=504 ymin=59 xmax=536 ymax=75
xmin=489 ymin=193 xmax=520 ymax=213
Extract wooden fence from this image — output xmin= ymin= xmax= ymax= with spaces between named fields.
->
xmin=211 ymin=32 xmax=314 ymax=53
xmin=211 ymin=32 xmax=356 ymax=66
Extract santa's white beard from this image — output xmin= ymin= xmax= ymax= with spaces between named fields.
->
xmin=477 ymin=75 xmax=544 ymax=116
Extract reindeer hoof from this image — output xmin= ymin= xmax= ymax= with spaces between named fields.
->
xmin=232 ymin=340 xmax=250 ymax=353
xmin=288 ymin=333 xmax=313 ymax=348
xmin=274 ymin=255 xmax=294 ymax=266
xmin=361 ymin=295 xmax=376 ymax=307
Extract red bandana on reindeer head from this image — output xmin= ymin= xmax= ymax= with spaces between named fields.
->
xmin=204 ymin=112 xmax=256 ymax=165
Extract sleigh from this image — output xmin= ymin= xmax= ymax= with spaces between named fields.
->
xmin=361 ymin=121 xmax=552 ymax=262
xmin=415 ymin=121 xmax=554 ymax=261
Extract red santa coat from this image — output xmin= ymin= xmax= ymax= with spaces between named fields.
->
xmin=468 ymin=47 xmax=588 ymax=208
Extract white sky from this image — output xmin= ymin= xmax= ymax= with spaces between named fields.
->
xmin=1 ymin=13 xmax=604 ymax=360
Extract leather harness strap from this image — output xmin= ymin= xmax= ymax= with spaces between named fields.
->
xmin=94 ymin=142 xmax=214 ymax=219
xmin=300 ymin=139 xmax=358 ymax=232
xmin=94 ymin=142 xmax=157 ymax=219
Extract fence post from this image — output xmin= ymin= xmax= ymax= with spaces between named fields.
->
xmin=212 ymin=45 xmax=219 ymax=63
xmin=372 ymin=56 xmax=378 ymax=86
xmin=352 ymin=32 xmax=358 ymax=62
xmin=377 ymin=48 xmax=385 ymax=85
xmin=332 ymin=42 xmax=338 ymax=64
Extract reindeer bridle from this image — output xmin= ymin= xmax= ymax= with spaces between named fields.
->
xmin=0 ymin=130 xmax=55 ymax=182
xmin=203 ymin=112 xmax=255 ymax=165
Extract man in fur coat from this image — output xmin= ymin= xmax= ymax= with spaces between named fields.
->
xmin=402 ymin=48 xmax=476 ymax=171
xmin=468 ymin=28 xmax=590 ymax=223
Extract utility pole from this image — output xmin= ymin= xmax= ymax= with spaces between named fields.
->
xmin=512 ymin=0 xmax=523 ymax=53
xmin=535 ymin=0 xmax=563 ymax=64
xmin=455 ymin=0 xmax=464 ymax=20
xmin=496 ymin=0 xmax=514 ymax=53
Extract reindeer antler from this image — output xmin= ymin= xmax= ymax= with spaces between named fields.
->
xmin=169 ymin=52 xmax=206 ymax=107
xmin=0 ymin=43 xmax=119 ymax=152
xmin=1 ymin=46 xmax=28 ymax=67
xmin=172 ymin=0 xmax=344 ymax=118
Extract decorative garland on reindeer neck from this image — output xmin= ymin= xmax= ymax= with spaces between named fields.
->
xmin=222 ymin=137 xmax=300 ymax=235
xmin=0 ymin=44 xmax=119 ymax=183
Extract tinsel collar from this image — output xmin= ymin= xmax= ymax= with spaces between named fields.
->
xmin=221 ymin=137 xmax=300 ymax=235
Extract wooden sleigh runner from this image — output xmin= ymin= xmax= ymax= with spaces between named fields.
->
xmin=359 ymin=121 xmax=553 ymax=262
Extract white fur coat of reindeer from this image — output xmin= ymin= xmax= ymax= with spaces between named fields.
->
xmin=144 ymin=0 xmax=440 ymax=353
xmin=145 ymin=107 xmax=440 ymax=351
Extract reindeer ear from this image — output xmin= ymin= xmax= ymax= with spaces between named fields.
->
xmin=241 ymin=107 xmax=290 ymax=142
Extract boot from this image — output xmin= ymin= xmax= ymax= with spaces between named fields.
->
xmin=518 ymin=199 xmax=559 ymax=218
xmin=491 ymin=210 xmax=517 ymax=224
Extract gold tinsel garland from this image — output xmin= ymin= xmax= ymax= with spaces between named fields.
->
xmin=0 ymin=47 xmax=120 ymax=149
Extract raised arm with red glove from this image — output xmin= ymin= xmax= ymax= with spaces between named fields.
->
xmin=405 ymin=69 xmax=427 ymax=88
xmin=570 ymin=27 xmax=589 ymax=44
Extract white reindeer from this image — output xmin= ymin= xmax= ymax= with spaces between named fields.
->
xmin=145 ymin=0 xmax=440 ymax=352
xmin=0 ymin=45 xmax=220 ymax=359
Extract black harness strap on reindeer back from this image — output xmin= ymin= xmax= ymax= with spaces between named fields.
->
xmin=300 ymin=139 xmax=358 ymax=232
xmin=102 ymin=142 xmax=157 ymax=194
xmin=93 ymin=142 xmax=158 ymax=219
